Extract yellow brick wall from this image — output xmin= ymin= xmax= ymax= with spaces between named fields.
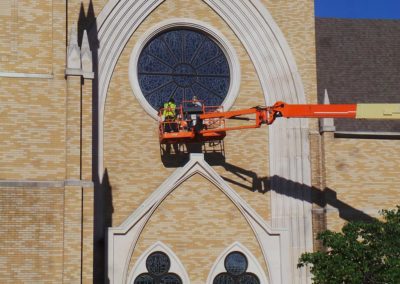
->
xmin=323 ymin=133 xmax=400 ymax=231
xmin=264 ymin=0 xmax=318 ymax=102
xmin=0 ymin=1 xmax=93 ymax=283
xmin=0 ymin=187 xmax=64 ymax=283
xmin=0 ymin=0 xmax=53 ymax=73
xmin=0 ymin=77 xmax=66 ymax=180
xmin=128 ymin=174 xmax=268 ymax=283
xmin=0 ymin=0 xmax=67 ymax=180
xmin=62 ymin=185 xmax=83 ymax=283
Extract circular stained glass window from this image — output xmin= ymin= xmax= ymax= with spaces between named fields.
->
xmin=213 ymin=251 xmax=260 ymax=284
xmin=134 ymin=251 xmax=182 ymax=284
xmin=224 ymin=252 xmax=248 ymax=276
xmin=146 ymin=251 xmax=171 ymax=276
xmin=138 ymin=29 xmax=230 ymax=110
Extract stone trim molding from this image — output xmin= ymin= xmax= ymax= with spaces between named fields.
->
xmin=0 ymin=72 xmax=53 ymax=79
xmin=206 ymin=242 xmax=269 ymax=284
xmin=0 ymin=179 xmax=94 ymax=188
xmin=127 ymin=241 xmax=190 ymax=284
xmin=108 ymin=154 xmax=290 ymax=284
xmin=128 ymin=18 xmax=241 ymax=120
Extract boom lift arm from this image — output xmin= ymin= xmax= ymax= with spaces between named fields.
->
xmin=199 ymin=101 xmax=400 ymax=133
xmin=158 ymin=101 xmax=400 ymax=143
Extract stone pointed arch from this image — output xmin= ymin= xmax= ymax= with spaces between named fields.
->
xmin=98 ymin=1 xmax=312 ymax=282
xmin=108 ymin=154 xmax=290 ymax=284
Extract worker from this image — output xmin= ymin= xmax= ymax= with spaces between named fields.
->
xmin=190 ymin=96 xmax=202 ymax=131
xmin=192 ymin=96 xmax=202 ymax=107
xmin=163 ymin=98 xmax=177 ymax=132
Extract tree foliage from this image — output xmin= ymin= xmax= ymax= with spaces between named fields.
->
xmin=298 ymin=206 xmax=400 ymax=283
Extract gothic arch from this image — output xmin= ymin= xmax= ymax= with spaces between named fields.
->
xmin=108 ymin=154 xmax=290 ymax=284
xmin=98 ymin=1 xmax=312 ymax=283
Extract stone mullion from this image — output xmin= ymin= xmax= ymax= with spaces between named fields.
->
xmin=63 ymin=185 xmax=83 ymax=283
xmin=63 ymin=73 xmax=83 ymax=282
xmin=81 ymin=76 xmax=93 ymax=283
xmin=310 ymin=130 xmax=327 ymax=251
xmin=81 ymin=79 xmax=92 ymax=181
xmin=66 ymin=76 xmax=82 ymax=180
xmin=82 ymin=185 xmax=94 ymax=283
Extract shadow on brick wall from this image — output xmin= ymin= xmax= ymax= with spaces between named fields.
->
xmin=220 ymin=161 xmax=375 ymax=223
xmin=219 ymin=162 xmax=270 ymax=194
xmin=76 ymin=1 xmax=112 ymax=283
xmin=160 ymin=141 xmax=226 ymax=167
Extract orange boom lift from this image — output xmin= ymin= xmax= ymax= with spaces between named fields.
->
xmin=158 ymin=101 xmax=400 ymax=144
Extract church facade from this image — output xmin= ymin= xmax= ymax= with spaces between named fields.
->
xmin=0 ymin=1 xmax=399 ymax=283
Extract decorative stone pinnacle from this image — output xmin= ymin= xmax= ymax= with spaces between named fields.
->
xmin=320 ymin=89 xmax=336 ymax=133
xmin=81 ymin=30 xmax=93 ymax=74
xmin=67 ymin=24 xmax=81 ymax=70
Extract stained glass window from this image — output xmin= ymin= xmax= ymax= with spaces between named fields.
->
xmin=225 ymin=251 xmax=248 ymax=275
xmin=146 ymin=251 xmax=171 ymax=276
xmin=213 ymin=252 xmax=260 ymax=284
xmin=138 ymin=29 xmax=230 ymax=110
xmin=134 ymin=252 xmax=182 ymax=284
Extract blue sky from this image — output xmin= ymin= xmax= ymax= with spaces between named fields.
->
xmin=315 ymin=0 xmax=400 ymax=19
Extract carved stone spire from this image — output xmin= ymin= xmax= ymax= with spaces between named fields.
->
xmin=320 ymin=89 xmax=336 ymax=132
xmin=81 ymin=30 xmax=93 ymax=75
xmin=66 ymin=24 xmax=81 ymax=70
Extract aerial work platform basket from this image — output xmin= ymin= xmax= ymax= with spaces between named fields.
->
xmin=158 ymin=100 xmax=226 ymax=144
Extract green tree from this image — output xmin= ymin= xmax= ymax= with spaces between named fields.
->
xmin=298 ymin=206 xmax=400 ymax=284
